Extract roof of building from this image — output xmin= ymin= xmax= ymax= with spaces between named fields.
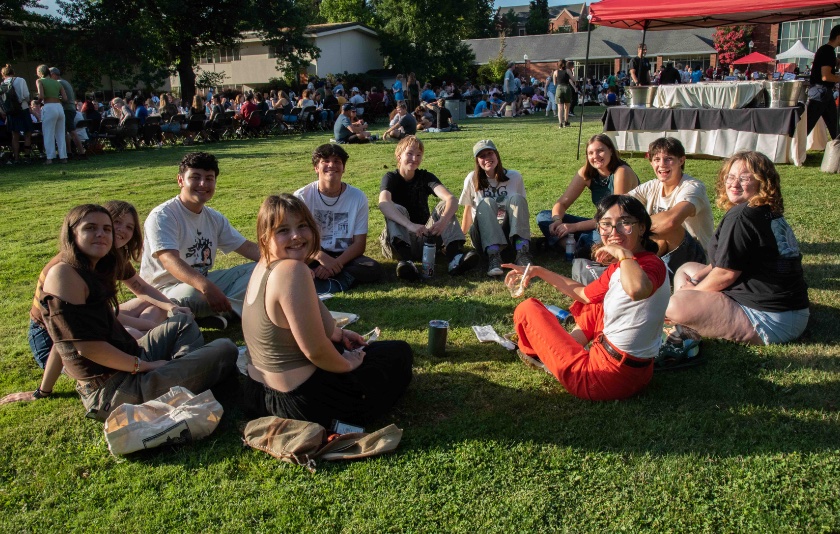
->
xmin=498 ymin=3 xmax=576 ymax=21
xmin=465 ymin=26 xmax=715 ymax=64
xmin=304 ymin=22 xmax=378 ymax=37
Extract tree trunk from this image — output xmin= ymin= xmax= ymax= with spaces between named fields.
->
xmin=176 ymin=46 xmax=196 ymax=107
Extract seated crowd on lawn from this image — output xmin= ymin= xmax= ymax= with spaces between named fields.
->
xmin=0 ymin=125 xmax=811 ymax=419
xmin=2 ymin=63 xmax=642 ymax=163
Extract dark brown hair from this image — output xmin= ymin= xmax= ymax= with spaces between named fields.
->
xmin=583 ymin=134 xmax=627 ymax=181
xmin=256 ymin=194 xmax=320 ymax=261
xmin=59 ymin=204 xmax=121 ymax=311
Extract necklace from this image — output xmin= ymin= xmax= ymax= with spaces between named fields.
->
xmin=317 ymin=182 xmax=344 ymax=207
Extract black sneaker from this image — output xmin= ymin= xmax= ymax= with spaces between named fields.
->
xmin=448 ymin=250 xmax=479 ymax=275
xmin=196 ymin=314 xmax=228 ymax=330
xmin=396 ymin=260 xmax=421 ymax=281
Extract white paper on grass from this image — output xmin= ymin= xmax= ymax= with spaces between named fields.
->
xmin=472 ymin=325 xmax=516 ymax=351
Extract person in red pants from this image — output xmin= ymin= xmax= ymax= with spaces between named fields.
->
xmin=504 ymin=195 xmax=670 ymax=401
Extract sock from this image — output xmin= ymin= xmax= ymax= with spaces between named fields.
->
xmin=515 ymin=239 xmax=529 ymax=251
xmin=486 ymin=244 xmax=501 ymax=254
xmin=393 ymin=239 xmax=413 ymax=261
xmin=444 ymin=241 xmax=464 ymax=262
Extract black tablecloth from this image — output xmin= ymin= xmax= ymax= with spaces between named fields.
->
xmin=602 ymin=105 xmax=804 ymax=137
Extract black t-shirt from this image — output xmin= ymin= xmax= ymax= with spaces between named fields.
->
xmin=399 ymin=113 xmax=417 ymax=135
xmin=630 ymin=56 xmax=652 ymax=85
xmin=437 ymin=107 xmax=452 ymax=128
xmin=659 ymin=66 xmax=681 ymax=85
xmin=380 ymin=169 xmax=442 ymax=224
xmin=810 ymin=43 xmax=837 ymax=89
xmin=521 ymin=85 xmax=535 ymax=97
xmin=710 ymin=203 xmax=809 ymax=312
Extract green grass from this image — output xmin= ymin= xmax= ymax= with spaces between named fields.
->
xmin=1 ymin=114 xmax=839 ymax=532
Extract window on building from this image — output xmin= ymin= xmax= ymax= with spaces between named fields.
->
xmin=518 ymin=28 xmax=526 ymax=36
xmin=214 ymin=48 xmax=240 ymax=63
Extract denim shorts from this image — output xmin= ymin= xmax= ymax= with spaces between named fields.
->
xmin=739 ymin=306 xmax=809 ymax=345
xmin=28 ymin=320 xmax=53 ymax=369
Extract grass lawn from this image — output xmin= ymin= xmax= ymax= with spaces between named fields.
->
xmin=1 ymin=113 xmax=838 ymax=532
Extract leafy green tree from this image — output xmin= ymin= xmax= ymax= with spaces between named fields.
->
xmin=319 ymin=0 xmax=374 ymax=25
xmin=465 ymin=0 xmax=496 ymax=39
xmin=496 ymin=8 xmax=519 ymax=37
xmin=51 ymin=0 xmax=318 ymax=103
xmin=477 ymin=36 xmax=510 ymax=84
xmin=372 ymin=0 xmax=475 ymax=81
xmin=525 ymin=0 xmax=550 ymax=36
xmin=0 ymin=0 xmax=45 ymax=29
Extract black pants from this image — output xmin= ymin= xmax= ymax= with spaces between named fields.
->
xmin=806 ymin=85 xmax=838 ymax=139
xmin=244 ymin=340 xmax=413 ymax=428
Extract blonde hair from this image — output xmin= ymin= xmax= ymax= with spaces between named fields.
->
xmin=394 ymin=135 xmax=424 ymax=160
xmin=36 ymin=64 xmax=50 ymax=78
xmin=716 ymin=151 xmax=784 ymax=215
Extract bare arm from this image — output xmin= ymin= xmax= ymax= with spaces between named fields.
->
xmin=378 ymin=190 xmax=426 ymax=236
xmin=461 ymin=205 xmax=474 ymax=235
xmin=594 ymin=245 xmax=653 ymax=300
xmin=157 ymin=249 xmax=231 ymax=313
xmin=42 ymin=264 xmax=166 ymax=374
xmin=122 ymin=273 xmax=180 ymax=313
xmin=429 ymin=184 xmax=459 ymax=233
xmin=649 ymin=201 xmax=696 ymax=236
xmin=234 ymin=240 xmax=260 ymax=262
xmin=312 ymin=235 xmax=367 ymax=279
xmin=691 ymin=266 xmax=740 ymax=292
xmin=549 ymin=170 xmax=590 ymax=237
xmin=820 ymin=65 xmax=840 ymax=83
xmin=612 ymin=165 xmax=640 ymax=194
xmin=503 ymin=263 xmax=590 ymax=303
xmin=272 ymin=261 xmax=361 ymax=373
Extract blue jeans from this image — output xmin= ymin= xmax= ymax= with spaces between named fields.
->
xmin=28 ymin=320 xmax=52 ymax=369
xmin=535 ymin=210 xmax=598 ymax=255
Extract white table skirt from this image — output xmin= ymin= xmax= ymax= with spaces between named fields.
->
xmin=605 ymin=108 xmax=810 ymax=166
xmin=653 ymin=82 xmax=769 ymax=109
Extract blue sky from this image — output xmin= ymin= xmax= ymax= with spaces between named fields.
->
xmin=37 ymin=1 xmax=590 ymax=16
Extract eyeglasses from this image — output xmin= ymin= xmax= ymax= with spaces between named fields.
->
xmin=597 ymin=219 xmax=638 ymax=234
xmin=724 ymin=173 xmax=753 ymax=187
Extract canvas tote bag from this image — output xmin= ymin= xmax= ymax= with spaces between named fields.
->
xmin=242 ymin=416 xmax=403 ymax=472
xmin=104 ymin=386 xmax=223 ymax=455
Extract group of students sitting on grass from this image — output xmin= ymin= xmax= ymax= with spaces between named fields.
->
xmin=0 ymin=137 xmax=810 ymax=433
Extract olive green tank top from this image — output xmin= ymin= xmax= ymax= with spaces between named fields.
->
xmin=242 ymin=260 xmax=335 ymax=373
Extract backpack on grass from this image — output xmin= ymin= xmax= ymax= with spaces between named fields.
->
xmin=0 ymin=77 xmax=23 ymax=114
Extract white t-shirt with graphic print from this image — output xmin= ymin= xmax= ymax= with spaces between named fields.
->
xmin=294 ymin=182 xmax=368 ymax=253
xmin=140 ymin=196 xmax=246 ymax=289
xmin=458 ymin=169 xmax=526 ymax=219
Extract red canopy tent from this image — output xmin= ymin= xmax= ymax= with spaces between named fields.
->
xmin=588 ymin=0 xmax=840 ymax=31
xmin=733 ymin=52 xmax=776 ymax=64
xmin=573 ymin=0 xmax=840 ymax=156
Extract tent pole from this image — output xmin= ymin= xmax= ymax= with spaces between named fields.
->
xmin=576 ymin=12 xmax=594 ymax=160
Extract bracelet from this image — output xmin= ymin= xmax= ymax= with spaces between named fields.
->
xmin=132 ymin=357 xmax=141 ymax=374
xmin=689 ymin=277 xmax=700 ymax=285
xmin=33 ymin=387 xmax=52 ymax=399
xmin=618 ymin=257 xmax=637 ymax=264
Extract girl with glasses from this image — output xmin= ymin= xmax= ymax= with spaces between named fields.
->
xmin=504 ymin=195 xmax=670 ymax=401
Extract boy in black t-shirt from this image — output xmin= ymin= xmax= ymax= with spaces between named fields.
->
xmin=378 ymin=136 xmax=478 ymax=280
xmin=807 ymin=25 xmax=840 ymax=138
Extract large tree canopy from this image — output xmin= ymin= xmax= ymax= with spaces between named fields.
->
xmin=525 ymin=0 xmax=550 ymax=36
xmin=372 ymin=0 xmax=477 ymax=81
xmin=51 ymin=0 xmax=318 ymax=102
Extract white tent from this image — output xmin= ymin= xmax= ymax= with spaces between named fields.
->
xmin=776 ymin=39 xmax=815 ymax=60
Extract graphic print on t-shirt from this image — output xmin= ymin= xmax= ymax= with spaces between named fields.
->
xmin=185 ymin=232 xmax=213 ymax=276
xmin=315 ymin=209 xmax=351 ymax=252
xmin=771 ymin=217 xmax=800 ymax=258
xmin=478 ymin=183 xmax=509 ymax=201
